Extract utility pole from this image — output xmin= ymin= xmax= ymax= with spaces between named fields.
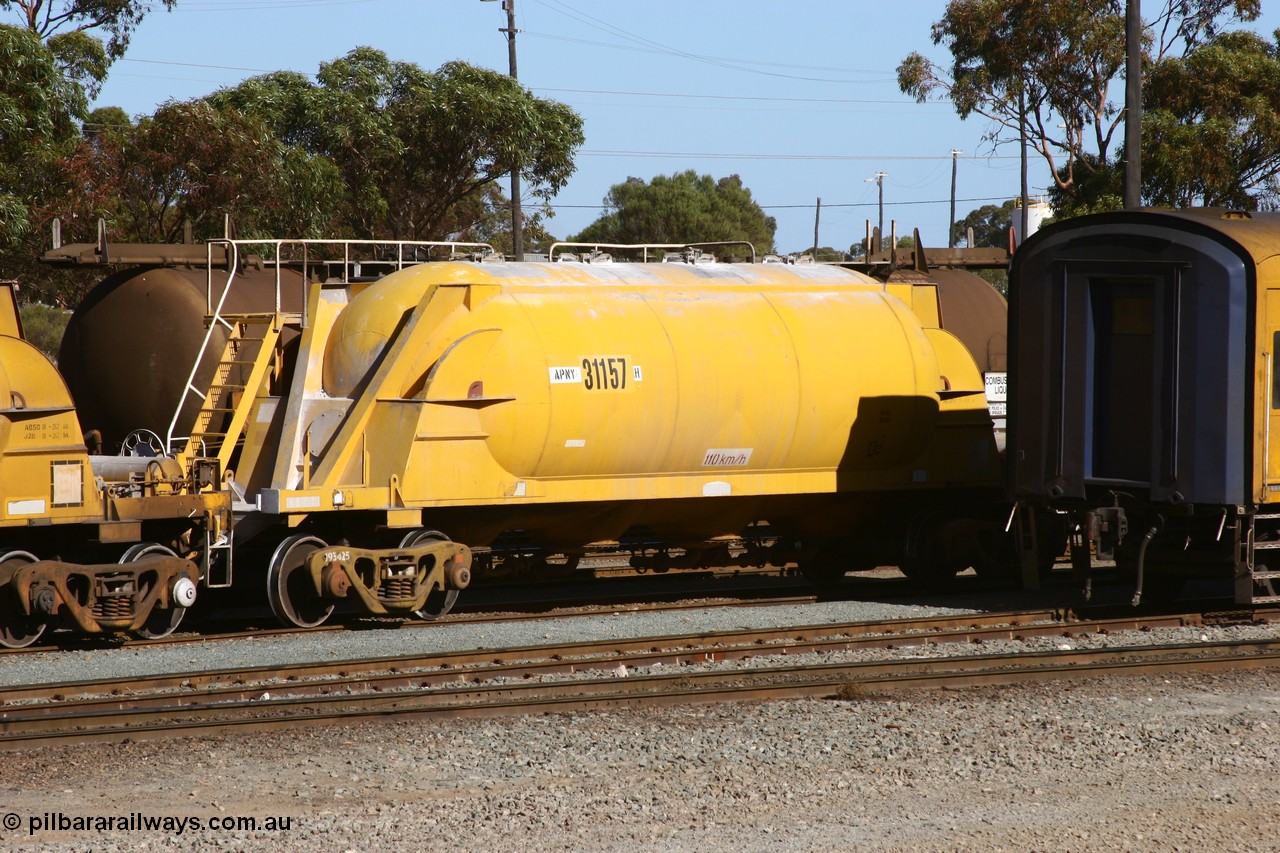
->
xmin=1124 ymin=0 xmax=1142 ymax=209
xmin=812 ymin=197 xmax=821 ymax=259
xmin=866 ymin=172 xmax=887 ymax=243
xmin=948 ymin=150 xmax=961 ymax=248
xmin=484 ymin=0 xmax=524 ymax=259
xmin=1018 ymin=90 xmax=1029 ymax=245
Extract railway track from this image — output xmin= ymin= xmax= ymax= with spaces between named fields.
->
xmin=3 ymin=607 xmax=1275 ymax=748
xmin=1 ymin=564 xmax=956 ymax=655
xmin=6 ymin=587 xmax=824 ymax=656
xmin=2 ymin=558 xmax=1108 ymax=656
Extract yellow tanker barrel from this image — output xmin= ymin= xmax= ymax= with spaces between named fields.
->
xmin=305 ymin=260 xmax=964 ymax=509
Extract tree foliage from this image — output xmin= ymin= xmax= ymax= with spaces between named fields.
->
xmin=953 ymin=199 xmax=1015 ymax=248
xmin=898 ymin=0 xmax=1259 ymax=203
xmin=3 ymin=1 xmax=175 ymax=96
xmin=4 ymin=47 xmax=584 ymax=306
xmin=572 ymin=171 xmax=776 ymax=254
xmin=0 ymin=24 xmax=83 ymax=249
xmin=18 ymin=301 xmax=68 ymax=360
xmin=209 ymin=49 xmax=584 ymax=242
xmin=1042 ymin=30 xmax=1280 ymax=216
xmin=3 ymin=1 xmax=173 ymax=56
xmin=1142 ymin=29 xmax=1280 ymax=208
xmin=49 ymin=100 xmax=344 ymax=245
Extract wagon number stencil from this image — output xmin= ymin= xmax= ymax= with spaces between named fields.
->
xmin=549 ymin=358 xmax=643 ymax=390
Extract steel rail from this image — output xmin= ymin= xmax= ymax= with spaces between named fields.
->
xmin=0 ymin=584 xmax=831 ymax=656
xmin=1 ymin=608 xmax=1072 ymax=703
xmin=4 ymin=606 xmax=1266 ymax=717
xmin=1 ymin=608 xmax=1267 ymax=716
xmin=4 ymin=607 xmax=1238 ymax=717
xmin=3 ymin=639 xmax=1280 ymax=748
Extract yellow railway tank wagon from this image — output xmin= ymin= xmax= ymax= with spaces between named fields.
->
xmin=182 ymin=243 xmax=1007 ymax=627
xmin=0 ymin=281 xmax=231 ymax=647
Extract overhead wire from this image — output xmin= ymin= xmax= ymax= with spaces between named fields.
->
xmin=533 ymin=0 xmax=866 ymax=83
xmin=523 ymin=30 xmax=889 ymax=79
xmin=546 ymin=195 xmax=1019 ymax=211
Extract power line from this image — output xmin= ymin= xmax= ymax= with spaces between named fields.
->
xmin=523 ymin=30 xmax=890 ymax=79
xmin=578 ymin=149 xmax=1020 ymax=162
xmin=548 ymin=195 xmax=1017 ymax=211
xmin=114 ymin=59 xmax=934 ymax=109
xmin=119 ymin=57 xmax=280 ymax=74
xmin=538 ymin=87 xmax=934 ymax=107
xmin=533 ymin=0 xmax=860 ymax=83
xmin=172 ymin=0 xmax=383 ymax=9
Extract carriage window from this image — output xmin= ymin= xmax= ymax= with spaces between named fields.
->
xmin=1273 ymin=331 xmax=1280 ymax=409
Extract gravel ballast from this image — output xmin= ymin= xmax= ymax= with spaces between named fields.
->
xmin=1 ymin=670 xmax=1278 ymax=851
xmin=0 ymin=594 xmax=1004 ymax=688
xmin=2 ymin=592 xmax=1279 ymax=851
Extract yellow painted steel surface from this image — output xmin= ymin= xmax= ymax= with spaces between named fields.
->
xmin=255 ymin=260 xmax=999 ymax=525
xmin=1171 ymin=210 xmax=1280 ymax=505
xmin=0 ymin=335 xmax=97 ymax=525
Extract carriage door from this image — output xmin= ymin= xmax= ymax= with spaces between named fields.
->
xmin=1266 ymin=290 xmax=1280 ymax=493
xmin=1089 ymin=280 xmax=1158 ymax=483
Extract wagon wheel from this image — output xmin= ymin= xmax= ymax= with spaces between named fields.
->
xmin=400 ymin=529 xmax=459 ymax=620
xmin=899 ymin=512 xmax=964 ymax=590
xmin=120 ymin=542 xmax=190 ymax=640
xmin=121 ymin=429 xmax=166 ymax=458
xmin=267 ymin=535 xmax=334 ymax=628
xmin=0 ymin=550 xmax=46 ymax=649
xmin=798 ymin=549 xmax=848 ymax=587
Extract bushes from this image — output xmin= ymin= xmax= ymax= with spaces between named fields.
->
xmin=18 ymin=302 xmax=70 ymax=362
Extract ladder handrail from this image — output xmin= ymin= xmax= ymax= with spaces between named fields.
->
xmin=165 ymin=237 xmax=498 ymax=458
xmin=166 ymin=241 xmax=245 ymax=454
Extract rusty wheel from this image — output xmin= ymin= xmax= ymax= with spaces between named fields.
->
xmin=120 ymin=542 xmax=189 ymax=640
xmin=267 ymin=535 xmax=334 ymax=628
xmin=400 ymin=529 xmax=459 ymax=620
xmin=0 ymin=550 xmax=46 ymax=649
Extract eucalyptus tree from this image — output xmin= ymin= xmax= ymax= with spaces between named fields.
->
xmin=573 ymin=171 xmax=776 ymax=254
xmin=210 ymin=48 xmax=584 ymax=241
xmin=897 ymin=0 xmax=1261 ymax=211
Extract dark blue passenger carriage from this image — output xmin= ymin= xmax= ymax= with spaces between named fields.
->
xmin=1010 ymin=208 xmax=1280 ymax=605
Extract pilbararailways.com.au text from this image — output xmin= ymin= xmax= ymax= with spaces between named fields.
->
xmin=14 ymin=812 xmax=293 ymax=835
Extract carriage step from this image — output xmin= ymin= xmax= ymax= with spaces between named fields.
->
xmin=1249 ymin=570 xmax=1280 ymax=579
xmin=1250 ymin=595 xmax=1280 ymax=604
xmin=1254 ymin=541 xmax=1280 ymax=549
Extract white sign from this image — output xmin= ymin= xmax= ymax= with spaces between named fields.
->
xmin=702 ymin=448 xmax=753 ymax=467
xmin=985 ymin=372 xmax=1008 ymax=425
xmin=7 ymin=499 xmax=46 ymax=516
xmin=549 ymin=366 xmax=582 ymax=384
xmin=52 ymin=462 xmax=82 ymax=506
xmin=984 ymin=371 xmax=1007 ymax=403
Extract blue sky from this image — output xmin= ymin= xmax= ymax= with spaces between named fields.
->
xmin=80 ymin=0 xmax=1280 ymax=254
